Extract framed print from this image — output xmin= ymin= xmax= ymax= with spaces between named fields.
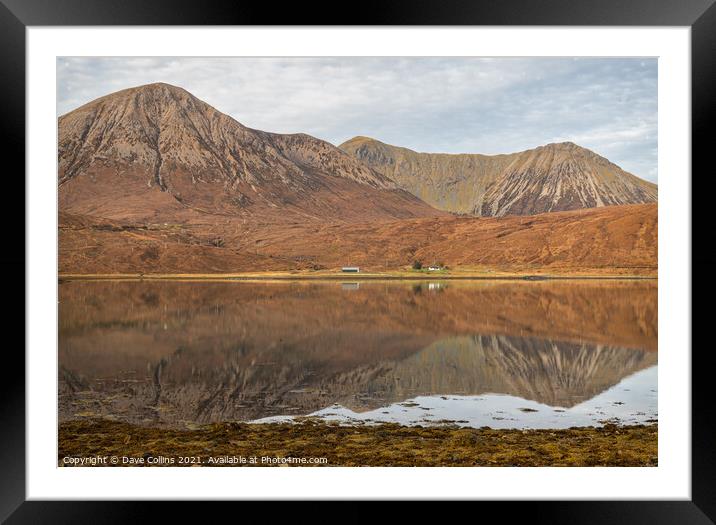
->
xmin=4 ymin=0 xmax=714 ymax=520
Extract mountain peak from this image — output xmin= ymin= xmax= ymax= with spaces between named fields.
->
xmin=58 ymin=84 xmax=443 ymax=223
xmin=535 ymin=140 xmax=586 ymax=150
xmin=114 ymin=81 xmax=197 ymax=98
xmin=543 ymin=140 xmax=591 ymax=151
xmin=340 ymin=136 xmax=381 ymax=147
xmin=61 ymin=82 xmax=198 ymax=117
xmin=138 ymin=81 xmax=183 ymax=90
xmin=532 ymin=141 xmax=599 ymax=158
xmin=547 ymin=141 xmax=579 ymax=148
xmin=344 ymin=135 xmax=377 ymax=142
xmin=340 ymin=137 xmax=657 ymax=217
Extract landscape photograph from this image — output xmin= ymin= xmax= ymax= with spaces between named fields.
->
xmin=58 ymin=57 xmax=657 ymax=467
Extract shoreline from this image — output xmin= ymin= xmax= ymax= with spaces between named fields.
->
xmin=59 ymin=419 xmax=658 ymax=467
xmin=58 ymin=272 xmax=658 ymax=282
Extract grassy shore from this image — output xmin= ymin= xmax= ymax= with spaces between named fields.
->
xmin=58 ymin=269 xmax=657 ymax=281
xmin=59 ymin=419 xmax=657 ymax=467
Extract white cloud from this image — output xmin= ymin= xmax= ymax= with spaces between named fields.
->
xmin=57 ymin=57 xmax=658 ymax=182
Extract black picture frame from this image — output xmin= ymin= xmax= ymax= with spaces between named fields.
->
xmin=3 ymin=0 xmax=713 ymax=520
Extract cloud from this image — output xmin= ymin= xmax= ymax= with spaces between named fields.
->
xmin=57 ymin=57 xmax=658 ymax=182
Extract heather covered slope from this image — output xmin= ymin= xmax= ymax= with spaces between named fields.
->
xmin=59 ymin=203 xmax=657 ymax=275
xmin=339 ymin=136 xmax=657 ymax=216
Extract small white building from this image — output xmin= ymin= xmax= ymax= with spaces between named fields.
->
xmin=427 ymin=266 xmax=441 ymax=271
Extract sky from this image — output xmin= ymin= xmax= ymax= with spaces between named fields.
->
xmin=57 ymin=57 xmax=658 ymax=182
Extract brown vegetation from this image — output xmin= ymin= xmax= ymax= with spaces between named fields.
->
xmin=59 ymin=203 xmax=657 ymax=275
xmin=59 ymin=419 xmax=658 ymax=467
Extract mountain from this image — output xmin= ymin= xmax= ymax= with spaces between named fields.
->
xmin=339 ymin=136 xmax=658 ymax=217
xmin=57 ymin=83 xmax=658 ymax=275
xmin=58 ymin=83 xmax=445 ymax=224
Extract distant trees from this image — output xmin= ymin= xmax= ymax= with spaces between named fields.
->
xmin=412 ymin=260 xmax=423 ymax=270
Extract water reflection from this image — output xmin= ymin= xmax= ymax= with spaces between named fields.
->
xmin=260 ymin=366 xmax=658 ymax=429
xmin=58 ymin=279 xmax=657 ymax=428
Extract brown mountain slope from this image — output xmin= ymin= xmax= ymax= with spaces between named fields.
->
xmin=59 ymin=83 xmax=445 ymax=224
xmin=339 ymin=136 xmax=658 ymax=217
xmin=59 ymin=202 xmax=657 ymax=275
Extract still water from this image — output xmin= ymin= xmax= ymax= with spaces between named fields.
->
xmin=59 ymin=279 xmax=657 ymax=429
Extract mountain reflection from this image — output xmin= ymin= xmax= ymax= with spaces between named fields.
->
xmin=59 ymin=280 xmax=657 ymax=427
